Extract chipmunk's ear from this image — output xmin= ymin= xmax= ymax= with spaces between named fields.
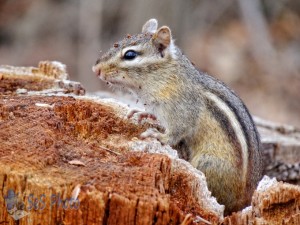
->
xmin=142 ymin=18 xmax=158 ymax=34
xmin=152 ymin=26 xmax=172 ymax=54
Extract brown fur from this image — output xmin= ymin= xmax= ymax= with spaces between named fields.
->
xmin=190 ymin=109 xmax=246 ymax=214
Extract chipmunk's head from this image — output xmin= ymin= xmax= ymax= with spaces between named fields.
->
xmin=92 ymin=18 xmax=178 ymax=93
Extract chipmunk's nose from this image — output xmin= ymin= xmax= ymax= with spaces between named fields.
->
xmin=92 ymin=65 xmax=101 ymax=77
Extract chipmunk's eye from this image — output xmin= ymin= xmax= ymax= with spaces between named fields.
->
xmin=123 ymin=50 xmax=138 ymax=60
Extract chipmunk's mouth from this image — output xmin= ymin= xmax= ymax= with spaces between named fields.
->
xmin=92 ymin=66 xmax=112 ymax=82
xmin=92 ymin=66 xmax=136 ymax=90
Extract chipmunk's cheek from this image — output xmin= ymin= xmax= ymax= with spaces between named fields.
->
xmin=103 ymin=71 xmax=122 ymax=84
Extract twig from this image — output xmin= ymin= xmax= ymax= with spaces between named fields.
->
xmin=99 ymin=145 xmax=121 ymax=155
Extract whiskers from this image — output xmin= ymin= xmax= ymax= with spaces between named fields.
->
xmin=107 ymin=82 xmax=131 ymax=94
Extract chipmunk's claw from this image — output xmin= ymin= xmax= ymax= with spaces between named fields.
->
xmin=140 ymin=128 xmax=168 ymax=145
xmin=127 ymin=109 xmax=157 ymax=124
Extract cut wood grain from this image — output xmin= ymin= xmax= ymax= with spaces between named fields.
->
xmin=0 ymin=95 xmax=222 ymax=224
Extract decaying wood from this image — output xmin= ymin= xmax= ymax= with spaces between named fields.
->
xmin=255 ymin=117 xmax=300 ymax=185
xmin=0 ymin=61 xmax=299 ymax=225
xmin=223 ymin=176 xmax=300 ymax=225
xmin=0 ymin=61 xmax=85 ymax=95
xmin=0 ymin=62 xmax=222 ymax=225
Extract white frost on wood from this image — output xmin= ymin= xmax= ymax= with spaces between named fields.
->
xmin=129 ymin=139 xmax=178 ymax=158
xmin=16 ymin=88 xmax=28 ymax=94
xmin=241 ymin=206 xmax=252 ymax=214
xmin=256 ymin=175 xmax=277 ymax=192
xmin=35 ymin=103 xmax=54 ymax=108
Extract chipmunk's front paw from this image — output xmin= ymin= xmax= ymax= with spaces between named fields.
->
xmin=127 ymin=109 xmax=157 ymax=124
xmin=140 ymin=128 xmax=168 ymax=145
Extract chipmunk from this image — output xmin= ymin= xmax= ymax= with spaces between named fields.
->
xmin=92 ymin=19 xmax=262 ymax=215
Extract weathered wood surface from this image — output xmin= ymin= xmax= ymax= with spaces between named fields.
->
xmin=223 ymin=176 xmax=300 ymax=225
xmin=255 ymin=117 xmax=300 ymax=185
xmin=0 ymin=95 xmax=222 ymax=225
xmin=0 ymin=61 xmax=85 ymax=95
xmin=0 ymin=61 xmax=299 ymax=225
xmin=0 ymin=62 xmax=222 ymax=225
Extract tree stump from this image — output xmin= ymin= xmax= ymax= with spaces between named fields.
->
xmin=0 ymin=62 xmax=222 ymax=225
xmin=0 ymin=61 xmax=299 ymax=225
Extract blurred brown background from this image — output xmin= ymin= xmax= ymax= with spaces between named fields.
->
xmin=0 ymin=0 xmax=299 ymax=126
